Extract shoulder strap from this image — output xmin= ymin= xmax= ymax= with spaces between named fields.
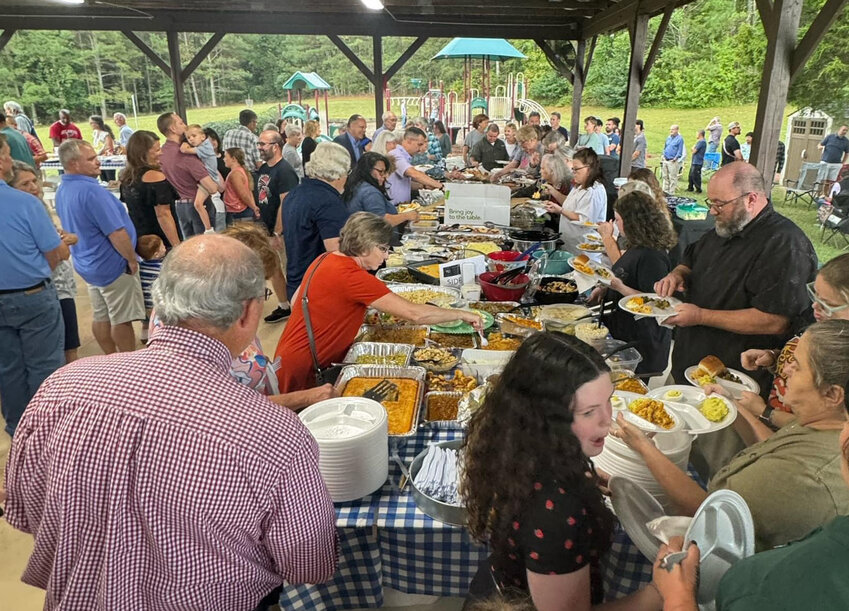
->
xmin=301 ymin=253 xmax=332 ymax=375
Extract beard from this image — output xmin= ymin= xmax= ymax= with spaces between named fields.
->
xmin=715 ymin=203 xmax=752 ymax=238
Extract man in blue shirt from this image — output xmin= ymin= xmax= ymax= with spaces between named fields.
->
xmin=333 ymin=114 xmax=367 ymax=168
xmin=605 ymin=117 xmax=621 ymax=159
xmin=0 ymin=133 xmax=68 ymax=436
xmin=55 ymin=139 xmax=144 ymax=354
xmin=113 ymin=112 xmax=134 ymax=149
xmin=687 ymin=129 xmax=707 ymax=193
xmin=0 ymin=109 xmax=35 ymax=167
xmin=661 ymin=124 xmax=685 ymax=194
xmin=817 ymin=125 xmax=849 ymax=196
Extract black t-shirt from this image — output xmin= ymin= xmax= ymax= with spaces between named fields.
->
xmin=216 ymin=155 xmax=230 ymax=180
xmin=301 ymin=137 xmax=317 ymax=166
xmin=254 ymin=158 xmax=299 ymax=234
xmin=721 ymin=135 xmax=741 ymax=166
xmin=120 ymin=178 xmax=180 ymax=247
xmin=605 ymin=247 xmax=672 ymax=373
xmin=672 ymin=204 xmax=817 ymax=388
xmin=491 ymin=481 xmax=605 ymax=604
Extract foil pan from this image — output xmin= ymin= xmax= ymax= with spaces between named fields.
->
xmin=334 ymin=364 xmax=427 ymax=437
xmin=343 ymin=342 xmax=415 ymax=366
xmin=422 ymin=391 xmax=465 ymax=430
xmin=357 ymin=324 xmax=430 ymax=346
xmin=390 ymin=283 xmax=463 ymax=307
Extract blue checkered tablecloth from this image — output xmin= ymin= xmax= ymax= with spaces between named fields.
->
xmin=278 ymin=425 xmax=488 ymax=610
xmin=41 ymin=157 xmax=126 ymax=170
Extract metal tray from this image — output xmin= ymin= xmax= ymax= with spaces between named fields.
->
xmin=334 ymin=364 xmax=427 ymax=438
xmin=376 ymin=267 xmax=418 ymax=284
xmin=390 ymin=283 xmax=463 ymax=307
xmin=496 ymin=312 xmax=543 ymax=337
xmin=406 ymin=259 xmax=444 ymax=286
xmin=423 ymin=391 xmax=464 ymax=426
xmin=409 ymin=438 xmax=467 ymax=525
xmin=466 ymin=300 xmax=520 ymax=316
xmin=343 ymin=342 xmax=415 ymax=366
xmin=357 ymin=324 xmax=430 ymax=346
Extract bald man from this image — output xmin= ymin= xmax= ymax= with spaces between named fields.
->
xmin=655 ymin=162 xmax=817 ymax=473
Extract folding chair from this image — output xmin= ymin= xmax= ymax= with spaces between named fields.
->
xmin=784 ymin=162 xmax=822 ymax=208
xmin=702 ymin=152 xmax=720 ymax=181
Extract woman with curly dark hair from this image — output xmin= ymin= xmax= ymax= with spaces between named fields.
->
xmin=463 ymin=332 xmax=664 ymax=610
xmin=594 ymin=190 xmax=678 ymax=374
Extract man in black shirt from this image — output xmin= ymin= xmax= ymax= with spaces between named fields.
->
xmin=721 ymin=121 xmax=743 ymax=166
xmin=655 ymin=162 xmax=817 ymax=473
xmin=469 ymin=124 xmax=509 ymax=170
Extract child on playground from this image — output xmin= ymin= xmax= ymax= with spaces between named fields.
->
xmin=181 ymin=124 xmax=226 ymax=231
xmin=136 ymin=234 xmax=167 ymax=343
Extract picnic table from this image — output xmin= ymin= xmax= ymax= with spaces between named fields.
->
xmin=40 ymin=155 xmax=127 ymax=171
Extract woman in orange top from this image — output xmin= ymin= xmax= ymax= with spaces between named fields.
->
xmin=275 ymin=212 xmax=482 ymax=393
xmin=223 ymin=147 xmax=261 ymax=225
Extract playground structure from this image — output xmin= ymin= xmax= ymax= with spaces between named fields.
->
xmin=384 ymin=38 xmax=548 ymax=139
xmin=279 ymin=71 xmax=333 ymax=139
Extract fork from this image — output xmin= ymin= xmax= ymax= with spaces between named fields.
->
xmin=363 ymin=379 xmax=399 ymax=402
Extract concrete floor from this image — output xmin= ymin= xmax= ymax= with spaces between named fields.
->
xmin=0 ymin=258 xmax=464 ymax=611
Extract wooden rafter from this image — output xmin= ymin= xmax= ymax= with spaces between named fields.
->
xmin=641 ymin=1 xmax=674 ymax=87
xmin=384 ymin=36 xmax=428 ymax=82
xmin=0 ymin=29 xmax=17 ymax=54
xmin=122 ymin=30 xmax=171 ymax=78
xmin=328 ymin=35 xmax=374 ymax=82
xmin=181 ymin=31 xmax=225 ymax=81
xmin=790 ymin=0 xmax=849 ymax=80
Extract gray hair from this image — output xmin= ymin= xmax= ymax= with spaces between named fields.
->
xmin=486 ymin=123 xmax=500 ymax=134
xmin=372 ymin=130 xmax=401 ymax=156
xmin=262 ymin=122 xmax=278 ymax=132
xmin=152 ymin=235 xmax=266 ymax=329
xmin=804 ymin=319 xmax=849 ymax=392
xmin=382 ymin=110 xmax=396 ymax=121
xmin=339 ymin=212 xmax=393 ymax=256
xmin=9 ymin=159 xmax=39 ymax=187
xmin=541 ymin=154 xmax=572 ymax=188
xmin=4 ymin=101 xmax=23 ymax=115
xmin=113 ymin=112 xmax=127 ymax=121
xmin=284 ymin=124 xmax=302 ymax=138
xmin=305 ymin=141 xmax=351 ymax=181
xmin=58 ymin=139 xmax=93 ymax=169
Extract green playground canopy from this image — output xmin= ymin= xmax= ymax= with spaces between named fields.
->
xmin=281 ymin=71 xmax=332 ymax=91
xmin=432 ymin=38 xmax=526 ymax=61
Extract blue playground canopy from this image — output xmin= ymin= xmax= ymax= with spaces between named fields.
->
xmin=281 ymin=71 xmax=332 ymax=91
xmin=432 ymin=38 xmax=526 ymax=61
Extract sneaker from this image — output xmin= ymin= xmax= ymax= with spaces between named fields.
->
xmin=264 ymin=305 xmax=291 ymax=323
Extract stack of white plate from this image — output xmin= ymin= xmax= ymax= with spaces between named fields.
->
xmin=594 ymin=431 xmax=692 ymax=513
xmin=299 ymin=397 xmax=389 ymax=502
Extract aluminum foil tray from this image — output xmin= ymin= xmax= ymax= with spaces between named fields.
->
xmin=343 ymin=342 xmax=415 ymax=366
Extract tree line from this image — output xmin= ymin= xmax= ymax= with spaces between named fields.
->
xmin=0 ymin=0 xmax=844 ymax=125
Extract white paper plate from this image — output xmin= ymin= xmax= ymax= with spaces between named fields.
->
xmin=567 ymin=257 xmax=614 ymax=285
xmin=684 ymin=365 xmax=760 ymax=396
xmin=618 ymin=293 xmax=682 ymax=318
xmin=570 ymin=220 xmax=598 ymax=228
xmin=608 ymin=476 xmax=666 ymax=561
xmin=577 ymin=242 xmax=606 ymax=253
xmin=611 ymin=391 xmax=684 ymax=433
xmin=649 ymin=386 xmax=738 ymax=434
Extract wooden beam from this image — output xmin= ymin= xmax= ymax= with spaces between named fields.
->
xmin=570 ymin=39 xmax=587 ymax=147
xmin=373 ymin=35 xmax=384 ymax=125
xmin=534 ymin=39 xmax=574 ymax=84
xmin=166 ymin=30 xmax=187 ymax=120
xmin=619 ymin=12 xmax=649 ymax=177
xmin=0 ymin=29 xmax=17 ymax=54
xmin=750 ymin=0 xmax=804 ymax=181
xmin=122 ymin=30 xmax=171 ymax=78
xmin=328 ymin=35 xmax=374 ymax=83
xmin=790 ymin=0 xmax=849 ymax=81
xmin=582 ymin=0 xmax=684 ymax=38
xmin=384 ymin=36 xmax=428 ymax=82
xmin=181 ymin=31 xmax=225 ymax=81
xmin=641 ymin=2 xmax=674 ymax=88
xmin=755 ymin=0 xmax=773 ymax=24
xmin=583 ymin=35 xmax=597 ymax=76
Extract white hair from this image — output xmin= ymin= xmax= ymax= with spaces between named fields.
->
xmin=305 ymin=142 xmax=351 ymax=181
xmin=58 ymin=139 xmax=93 ymax=169
xmin=382 ymin=111 xmax=396 ymax=121
xmin=4 ymin=101 xmax=22 ymax=115
xmin=152 ymin=236 xmax=265 ymax=329
xmin=372 ymin=130 xmax=401 ymax=156
xmin=284 ymin=124 xmax=302 ymax=138
xmin=113 ymin=112 xmax=127 ymax=121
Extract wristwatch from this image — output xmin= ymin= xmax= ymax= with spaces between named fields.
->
xmin=759 ymin=406 xmax=774 ymax=426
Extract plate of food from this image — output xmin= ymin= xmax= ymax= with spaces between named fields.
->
xmin=684 ymin=355 xmax=760 ymax=395
xmin=577 ymin=242 xmax=606 ymax=253
xmin=570 ymin=220 xmax=599 ymax=228
xmin=584 ymin=232 xmax=603 ymax=242
xmin=414 ymin=164 xmax=434 ymax=172
xmin=430 ymin=309 xmax=495 ymax=334
xmin=567 ymin=255 xmax=614 ymax=285
xmin=619 ymin=293 xmax=682 ymax=318
xmin=611 ymin=391 xmax=683 ymax=433
xmin=648 ymin=386 xmax=738 ymax=433
xmin=397 ymin=202 xmax=421 ymax=213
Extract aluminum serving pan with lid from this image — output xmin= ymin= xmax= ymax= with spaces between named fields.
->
xmin=343 ymin=342 xmax=415 ymax=366
xmin=333 ymin=364 xmax=427 ymax=437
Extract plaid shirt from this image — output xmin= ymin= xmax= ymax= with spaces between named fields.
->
xmin=223 ymin=125 xmax=260 ymax=169
xmin=4 ymin=325 xmax=338 ymax=610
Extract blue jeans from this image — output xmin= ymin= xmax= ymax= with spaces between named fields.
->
xmin=226 ymin=208 xmax=258 ymax=226
xmin=707 ymin=142 xmax=718 ymax=154
xmin=0 ymin=283 xmax=65 ymax=436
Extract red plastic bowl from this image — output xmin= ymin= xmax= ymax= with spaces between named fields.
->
xmin=485 ymin=250 xmax=531 ymax=273
xmin=479 ymin=271 xmax=530 ymax=301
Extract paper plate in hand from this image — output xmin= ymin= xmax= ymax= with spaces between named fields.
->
xmin=430 ymin=309 xmax=495 ymax=334
xmin=414 ymin=164 xmax=434 ymax=172
xmin=567 ymin=257 xmax=614 ymax=285
xmin=618 ymin=293 xmax=682 ymax=318
xmin=608 ymin=476 xmax=666 ymax=561
xmin=611 ymin=391 xmax=684 ymax=433
xmin=649 ymin=386 xmax=737 ymax=434
xmin=683 ymin=366 xmax=760 ymax=396
xmin=570 ymin=219 xmax=598 ymax=228
xmin=577 ymin=242 xmax=606 ymax=253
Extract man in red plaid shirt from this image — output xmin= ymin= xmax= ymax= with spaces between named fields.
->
xmin=4 ymin=235 xmax=338 ymax=610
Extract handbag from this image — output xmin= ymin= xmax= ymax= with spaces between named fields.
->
xmin=301 ymin=253 xmax=343 ymax=386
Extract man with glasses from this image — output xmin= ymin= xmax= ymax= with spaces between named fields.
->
xmin=655 ymin=161 xmax=816 ymax=475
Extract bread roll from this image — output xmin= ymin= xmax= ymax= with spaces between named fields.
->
xmin=697 ymin=355 xmax=727 ymax=377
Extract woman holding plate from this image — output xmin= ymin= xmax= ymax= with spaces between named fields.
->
xmin=613 ymin=320 xmax=849 ymax=552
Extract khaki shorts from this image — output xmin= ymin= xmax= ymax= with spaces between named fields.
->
xmin=88 ymin=271 xmax=145 ymax=324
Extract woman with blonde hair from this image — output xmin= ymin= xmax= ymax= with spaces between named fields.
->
xmin=372 ymin=129 xmax=400 ymax=156
xmin=302 ymin=119 xmax=320 ymax=165
xmin=223 ymin=147 xmax=261 ymax=225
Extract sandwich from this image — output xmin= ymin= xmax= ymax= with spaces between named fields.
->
xmin=694 ymin=355 xmax=742 ymax=384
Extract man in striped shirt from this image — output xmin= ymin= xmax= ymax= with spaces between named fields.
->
xmin=4 ymin=235 xmax=338 ymax=610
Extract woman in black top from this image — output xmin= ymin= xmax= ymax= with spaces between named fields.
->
xmin=119 ymin=130 xmax=181 ymax=247
xmin=302 ymin=120 xmax=320 ymax=167
xmin=463 ymin=333 xmax=665 ymax=611
xmin=203 ymin=127 xmax=229 ymax=180
xmin=596 ymin=190 xmax=677 ymax=374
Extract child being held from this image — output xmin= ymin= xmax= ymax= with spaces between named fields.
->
xmin=181 ymin=124 xmax=226 ymax=232
xmin=136 ymin=234 xmax=167 ymax=343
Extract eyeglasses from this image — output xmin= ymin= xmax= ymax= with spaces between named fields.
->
xmin=376 ymin=244 xmax=390 ymax=254
xmin=572 ymin=165 xmax=588 ymax=171
xmin=257 ymin=141 xmax=276 ymax=148
xmin=373 ymin=167 xmax=388 ymax=176
xmin=807 ymin=281 xmax=849 ymax=317
xmin=704 ymin=192 xmax=751 ymax=211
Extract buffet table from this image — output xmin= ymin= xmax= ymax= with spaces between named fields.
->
xmin=40 ymin=155 xmax=127 ymax=171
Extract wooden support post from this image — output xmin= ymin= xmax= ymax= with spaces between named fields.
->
xmin=570 ymin=39 xmax=587 ymax=148
xmin=749 ymin=0 xmax=804 ymax=181
xmin=619 ymin=12 xmax=649 ymax=177
xmin=0 ymin=29 xmax=17 ymax=54
xmin=373 ymin=35 xmax=384 ymax=127
xmin=167 ymin=31 xmax=187 ymax=120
